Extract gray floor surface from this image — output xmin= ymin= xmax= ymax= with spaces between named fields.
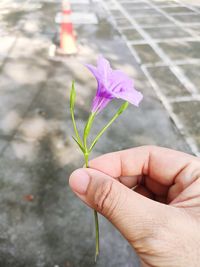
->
xmin=0 ymin=0 xmax=199 ymax=266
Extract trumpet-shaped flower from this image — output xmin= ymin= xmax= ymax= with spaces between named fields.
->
xmin=85 ymin=55 xmax=143 ymax=113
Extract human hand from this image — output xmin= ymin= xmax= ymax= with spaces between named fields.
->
xmin=69 ymin=146 xmax=200 ymax=267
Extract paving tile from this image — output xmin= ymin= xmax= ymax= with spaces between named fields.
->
xmin=159 ymin=41 xmax=200 ymax=61
xmin=8 ymin=36 xmax=51 ymax=61
xmin=22 ymin=11 xmax=55 ymax=39
xmin=118 ymin=0 xmax=140 ymax=2
xmin=161 ymin=6 xmax=195 ymax=14
xmin=0 ymin=138 xmax=8 ymax=154
xmin=11 ymin=2 xmax=65 ymax=40
xmin=172 ymin=14 xmax=200 ymax=23
xmin=0 ymin=81 xmax=40 ymax=137
xmin=144 ymin=26 xmax=191 ymax=39
xmin=180 ymin=64 xmax=200 ymax=93
xmin=151 ymin=0 xmax=183 ymax=6
xmin=132 ymin=44 xmax=161 ymax=64
xmin=114 ymin=17 xmax=132 ymax=27
xmin=186 ymin=25 xmax=200 ymax=36
xmin=0 ymin=36 xmax=16 ymax=64
xmin=15 ymin=84 xmax=70 ymax=141
xmin=110 ymin=9 xmax=124 ymax=18
xmin=122 ymin=28 xmax=143 ymax=41
xmin=1 ymin=8 xmax=26 ymax=30
xmin=147 ymin=66 xmax=190 ymax=97
xmin=0 ymin=55 xmax=48 ymax=136
xmin=2 ymin=56 xmax=48 ymax=85
xmin=121 ymin=2 xmax=151 ymax=9
xmin=127 ymin=8 xmax=162 ymax=17
xmin=134 ymin=15 xmax=174 ymax=26
xmin=71 ymin=3 xmax=91 ymax=12
xmin=172 ymin=101 xmax=200 ymax=150
xmin=106 ymin=2 xmax=118 ymax=9
xmin=75 ymin=20 xmax=120 ymax=41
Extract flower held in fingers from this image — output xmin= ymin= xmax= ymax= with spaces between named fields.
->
xmin=69 ymin=55 xmax=143 ymax=261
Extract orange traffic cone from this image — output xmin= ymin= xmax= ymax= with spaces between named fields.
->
xmin=60 ymin=1 xmax=77 ymax=55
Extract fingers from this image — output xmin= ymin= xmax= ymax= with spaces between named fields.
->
xmin=118 ymin=175 xmax=141 ymax=188
xmin=168 ymin=161 xmax=200 ymax=204
xmin=89 ymin=146 xmax=196 ymax=187
xmin=69 ymin=168 xmax=172 ymax=245
xmin=145 ymin=177 xmax=169 ymax=196
xmin=134 ymin=185 xmax=154 ymax=199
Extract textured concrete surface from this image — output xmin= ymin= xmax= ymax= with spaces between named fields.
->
xmin=0 ymin=0 xmax=199 ymax=267
xmin=107 ymin=0 xmax=200 ymax=154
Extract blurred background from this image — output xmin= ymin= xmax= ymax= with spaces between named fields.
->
xmin=0 ymin=0 xmax=199 ymax=266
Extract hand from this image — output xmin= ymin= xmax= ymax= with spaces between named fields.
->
xmin=69 ymin=146 xmax=200 ymax=267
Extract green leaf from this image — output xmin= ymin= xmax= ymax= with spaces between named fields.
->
xmin=117 ymin=101 xmax=129 ymax=115
xmin=84 ymin=113 xmax=96 ymax=138
xmin=83 ymin=112 xmax=96 ymax=149
xmin=72 ymin=136 xmax=85 ymax=153
xmin=70 ymin=80 xmax=76 ymax=110
xmin=69 ymin=81 xmax=83 ymax=146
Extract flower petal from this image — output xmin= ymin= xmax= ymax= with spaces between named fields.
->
xmin=97 ymin=55 xmax=112 ymax=84
xmin=109 ymin=70 xmax=133 ymax=93
xmin=85 ymin=63 xmax=103 ymax=95
xmin=113 ymin=89 xmax=143 ymax=107
xmin=85 ymin=63 xmax=99 ymax=79
xmin=84 ymin=55 xmax=143 ymax=113
xmin=92 ymin=95 xmax=112 ymax=113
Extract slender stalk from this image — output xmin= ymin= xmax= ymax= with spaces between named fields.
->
xmin=89 ymin=102 xmax=129 ymax=152
xmin=70 ymin=108 xmax=82 ymax=146
xmin=89 ymin=112 xmax=119 ymax=152
xmin=83 ymin=113 xmax=100 ymax=261
xmin=70 ymin=81 xmax=83 ymax=146
xmin=94 ymin=209 xmax=99 ymax=262
xmin=84 ymin=151 xmax=100 ymax=261
xmin=84 ymin=153 xmax=89 ymax=168
xmin=83 ymin=113 xmax=96 ymax=149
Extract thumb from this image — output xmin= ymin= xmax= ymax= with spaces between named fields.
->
xmin=69 ymin=168 xmax=170 ymax=245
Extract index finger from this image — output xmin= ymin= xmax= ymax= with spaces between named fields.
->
xmin=89 ymin=146 xmax=197 ymax=186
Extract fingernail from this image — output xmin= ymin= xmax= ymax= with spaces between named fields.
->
xmin=69 ymin=169 xmax=90 ymax=195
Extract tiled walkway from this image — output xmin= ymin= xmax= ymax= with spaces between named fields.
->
xmin=104 ymin=0 xmax=200 ymax=156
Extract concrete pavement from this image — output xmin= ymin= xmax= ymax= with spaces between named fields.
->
xmin=105 ymin=0 xmax=200 ymax=156
xmin=0 ymin=0 xmax=199 ymax=266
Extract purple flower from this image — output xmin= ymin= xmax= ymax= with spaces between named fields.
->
xmin=85 ymin=55 xmax=143 ymax=113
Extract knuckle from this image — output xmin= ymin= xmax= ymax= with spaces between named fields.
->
xmin=94 ymin=180 xmax=119 ymax=217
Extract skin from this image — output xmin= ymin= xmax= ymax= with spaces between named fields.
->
xmin=69 ymin=146 xmax=200 ymax=267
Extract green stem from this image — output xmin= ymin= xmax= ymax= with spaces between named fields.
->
xmin=94 ymin=210 xmax=99 ymax=262
xmin=70 ymin=81 xmax=83 ymax=147
xmin=83 ymin=113 xmax=96 ymax=149
xmin=70 ymin=108 xmax=82 ymax=146
xmin=83 ymin=113 xmax=99 ymax=261
xmin=84 ymin=153 xmax=89 ymax=168
xmin=89 ymin=112 xmax=119 ymax=152
xmin=89 ymin=102 xmax=129 ymax=152
xmin=84 ymin=151 xmax=100 ymax=261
